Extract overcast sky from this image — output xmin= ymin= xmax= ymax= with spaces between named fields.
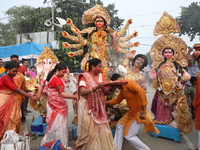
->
xmin=0 ymin=0 xmax=199 ymax=54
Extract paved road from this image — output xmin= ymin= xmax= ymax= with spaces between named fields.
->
xmin=23 ymin=85 xmax=198 ymax=150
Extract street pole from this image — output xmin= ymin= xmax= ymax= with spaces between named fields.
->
xmin=51 ymin=1 xmax=55 ymax=42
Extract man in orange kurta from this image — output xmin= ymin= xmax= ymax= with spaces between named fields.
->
xmin=107 ymin=74 xmax=159 ymax=150
xmin=193 ymin=71 xmax=200 ymax=150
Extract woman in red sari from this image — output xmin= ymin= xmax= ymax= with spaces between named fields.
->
xmin=37 ymin=62 xmax=76 ymax=149
xmin=75 ymin=58 xmax=116 ymax=150
xmin=0 ymin=61 xmax=38 ymax=140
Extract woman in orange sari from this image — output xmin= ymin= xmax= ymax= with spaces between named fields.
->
xmin=0 ymin=61 xmax=38 ymax=140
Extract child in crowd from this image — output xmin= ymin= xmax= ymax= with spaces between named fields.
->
xmin=29 ymin=66 xmax=37 ymax=78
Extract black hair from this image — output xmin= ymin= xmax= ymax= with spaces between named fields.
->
xmin=22 ymin=59 xmax=28 ymax=64
xmin=31 ymin=66 xmax=36 ymax=69
xmin=132 ymin=54 xmax=148 ymax=70
xmin=46 ymin=62 xmax=67 ymax=81
xmin=86 ymin=58 xmax=101 ymax=72
xmin=110 ymin=73 xmax=122 ymax=81
xmin=10 ymin=54 xmax=19 ymax=59
xmin=197 ymin=55 xmax=200 ymax=61
xmin=4 ymin=61 xmax=19 ymax=71
xmin=190 ymin=76 xmax=197 ymax=85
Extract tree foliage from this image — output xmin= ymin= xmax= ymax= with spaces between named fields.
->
xmin=177 ymin=2 xmax=200 ymax=41
xmin=1 ymin=0 xmax=125 ymax=72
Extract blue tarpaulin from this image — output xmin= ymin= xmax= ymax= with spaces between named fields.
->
xmin=0 ymin=42 xmax=51 ymax=61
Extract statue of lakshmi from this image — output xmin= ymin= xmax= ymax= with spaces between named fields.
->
xmin=150 ymin=12 xmax=194 ymax=133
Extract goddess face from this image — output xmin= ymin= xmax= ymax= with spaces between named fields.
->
xmin=163 ymin=48 xmax=173 ymax=59
xmin=94 ymin=17 xmax=105 ymax=29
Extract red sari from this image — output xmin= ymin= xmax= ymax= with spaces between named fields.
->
xmin=41 ymin=77 xmax=70 ymax=149
xmin=193 ymin=72 xmax=200 ymax=130
xmin=0 ymin=75 xmax=21 ymax=140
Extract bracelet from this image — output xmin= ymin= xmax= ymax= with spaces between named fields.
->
xmin=92 ymin=87 xmax=96 ymax=92
xmin=90 ymin=87 xmax=93 ymax=93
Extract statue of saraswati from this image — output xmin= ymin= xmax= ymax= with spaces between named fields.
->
xmin=150 ymin=12 xmax=194 ymax=133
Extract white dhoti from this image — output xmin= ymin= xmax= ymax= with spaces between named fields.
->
xmin=114 ymin=121 xmax=150 ymax=150
xmin=198 ymin=130 xmax=200 ymax=150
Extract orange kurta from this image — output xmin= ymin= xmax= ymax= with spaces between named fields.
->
xmin=109 ymin=79 xmax=159 ymax=136
xmin=193 ymin=71 xmax=200 ymax=130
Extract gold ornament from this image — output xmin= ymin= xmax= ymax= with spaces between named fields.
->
xmin=36 ymin=46 xmax=58 ymax=63
xmin=153 ymin=11 xmax=180 ymax=36
xmin=150 ymin=12 xmax=187 ymax=69
xmin=82 ymin=4 xmax=111 ymax=25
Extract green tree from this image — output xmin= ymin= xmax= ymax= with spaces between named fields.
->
xmin=0 ymin=23 xmax=15 ymax=46
xmin=177 ymin=2 xmax=200 ymax=41
xmin=54 ymin=0 xmax=124 ymax=72
xmin=2 ymin=0 xmax=124 ymax=72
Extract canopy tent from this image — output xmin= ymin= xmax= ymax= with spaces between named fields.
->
xmin=0 ymin=42 xmax=52 ymax=62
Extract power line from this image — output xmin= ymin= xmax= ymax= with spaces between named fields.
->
xmin=119 ymin=10 xmax=180 ymax=18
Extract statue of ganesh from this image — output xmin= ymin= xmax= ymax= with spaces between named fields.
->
xmin=29 ymin=46 xmax=59 ymax=117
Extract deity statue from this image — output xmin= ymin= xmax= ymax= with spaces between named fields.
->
xmin=150 ymin=12 xmax=194 ymax=133
xmin=61 ymin=4 xmax=139 ymax=70
xmin=29 ymin=46 xmax=59 ymax=116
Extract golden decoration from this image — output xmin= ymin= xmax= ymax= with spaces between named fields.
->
xmin=36 ymin=46 xmax=58 ymax=63
xmin=164 ymin=66 xmax=170 ymax=72
xmin=26 ymin=78 xmax=37 ymax=92
xmin=154 ymin=11 xmax=180 ymax=36
xmin=161 ymin=82 xmax=171 ymax=92
xmin=176 ymin=95 xmax=194 ymax=134
xmin=150 ymin=12 xmax=187 ymax=69
xmin=82 ymin=4 xmax=111 ymax=25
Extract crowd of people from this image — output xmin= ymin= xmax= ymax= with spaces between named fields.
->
xmin=0 ymin=4 xmax=200 ymax=150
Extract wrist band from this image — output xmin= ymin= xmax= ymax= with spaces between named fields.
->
xmin=90 ymin=87 xmax=93 ymax=93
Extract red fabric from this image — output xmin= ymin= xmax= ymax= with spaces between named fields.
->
xmin=78 ymin=73 xmax=107 ymax=124
xmin=0 ymin=76 xmax=18 ymax=91
xmin=193 ymin=72 xmax=200 ymax=130
xmin=18 ymin=65 xmax=27 ymax=75
xmin=0 ymin=76 xmax=18 ymax=138
xmin=0 ymin=90 xmax=15 ymax=139
xmin=45 ymin=77 xmax=68 ymax=132
xmin=48 ymin=77 xmax=65 ymax=93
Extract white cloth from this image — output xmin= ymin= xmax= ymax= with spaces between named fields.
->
xmin=41 ymin=103 xmax=69 ymax=148
xmin=114 ymin=121 xmax=150 ymax=150
xmin=198 ymin=130 xmax=200 ymax=150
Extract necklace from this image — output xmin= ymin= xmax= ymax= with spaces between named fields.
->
xmin=91 ymin=31 xmax=107 ymax=61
